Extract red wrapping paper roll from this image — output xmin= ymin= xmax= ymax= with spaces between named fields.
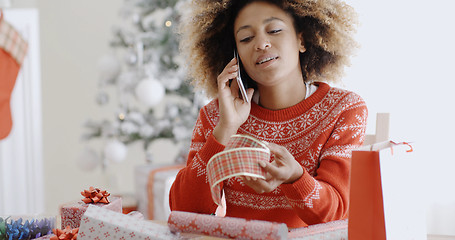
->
xmin=288 ymin=219 xmax=348 ymax=239
xmin=167 ymin=211 xmax=288 ymax=240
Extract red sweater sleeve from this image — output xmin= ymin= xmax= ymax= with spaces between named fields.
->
xmin=280 ymin=93 xmax=368 ymax=224
xmin=169 ymin=104 xmax=225 ymax=214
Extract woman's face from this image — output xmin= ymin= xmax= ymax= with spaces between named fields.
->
xmin=234 ymin=1 xmax=305 ymax=88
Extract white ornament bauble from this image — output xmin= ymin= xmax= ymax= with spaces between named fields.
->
xmin=172 ymin=125 xmax=189 ymax=141
xmin=139 ymin=124 xmax=155 ymax=138
xmin=167 ymin=105 xmax=179 ymax=118
xmin=117 ymin=71 xmax=137 ymax=86
xmin=77 ymin=147 xmax=100 ymax=171
xmin=104 ymin=140 xmax=128 ymax=163
xmin=125 ymin=49 xmax=138 ymax=65
xmin=127 ymin=111 xmax=146 ymax=125
xmin=135 ymin=78 xmax=165 ymax=107
xmin=120 ymin=121 xmax=139 ymax=135
xmin=162 ymin=74 xmax=181 ymax=90
xmin=98 ymin=54 xmax=121 ymax=81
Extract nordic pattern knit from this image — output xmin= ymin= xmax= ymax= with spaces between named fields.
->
xmin=169 ymin=82 xmax=368 ymax=228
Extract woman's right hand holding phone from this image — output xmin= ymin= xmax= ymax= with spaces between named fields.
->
xmin=213 ymin=57 xmax=254 ymax=145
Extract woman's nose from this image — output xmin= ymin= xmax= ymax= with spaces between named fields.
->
xmin=254 ymin=33 xmax=271 ymax=50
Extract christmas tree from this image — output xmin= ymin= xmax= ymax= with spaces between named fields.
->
xmin=80 ymin=0 xmax=202 ymax=169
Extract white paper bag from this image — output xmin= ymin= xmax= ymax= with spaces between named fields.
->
xmin=378 ymin=142 xmax=427 ymax=239
xmin=350 ymin=141 xmax=427 ymax=240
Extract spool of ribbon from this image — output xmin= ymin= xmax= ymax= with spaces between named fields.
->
xmin=81 ymin=187 xmax=110 ymax=204
xmin=50 ymin=226 xmax=78 ymax=240
xmin=207 ymin=134 xmax=270 ymax=207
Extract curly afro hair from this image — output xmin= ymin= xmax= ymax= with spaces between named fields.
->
xmin=178 ymin=0 xmax=359 ymax=99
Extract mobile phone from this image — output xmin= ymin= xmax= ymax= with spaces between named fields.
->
xmin=234 ymin=50 xmax=249 ymax=103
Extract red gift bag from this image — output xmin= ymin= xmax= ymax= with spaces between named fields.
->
xmin=349 ymin=141 xmax=426 ymax=240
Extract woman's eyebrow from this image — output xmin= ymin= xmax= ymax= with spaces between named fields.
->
xmin=235 ymin=17 xmax=284 ymax=35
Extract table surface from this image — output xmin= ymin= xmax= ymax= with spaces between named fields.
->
xmin=428 ymin=235 xmax=455 ymax=240
xmin=172 ymin=233 xmax=454 ymax=240
xmin=153 ymin=220 xmax=455 ymax=240
xmin=174 ymin=233 xmax=454 ymax=240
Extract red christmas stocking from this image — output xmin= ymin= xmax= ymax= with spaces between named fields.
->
xmin=0 ymin=11 xmax=28 ymax=140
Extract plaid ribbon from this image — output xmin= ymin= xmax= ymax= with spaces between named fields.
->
xmin=207 ymin=135 xmax=270 ymax=207
xmin=0 ymin=11 xmax=29 ymax=66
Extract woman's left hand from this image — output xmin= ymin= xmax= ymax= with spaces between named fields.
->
xmin=241 ymin=143 xmax=304 ymax=194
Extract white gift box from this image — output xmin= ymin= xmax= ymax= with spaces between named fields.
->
xmin=134 ymin=164 xmax=182 ymax=220
xmin=78 ymin=205 xmax=177 ymax=240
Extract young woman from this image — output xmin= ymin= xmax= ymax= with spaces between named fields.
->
xmin=170 ymin=0 xmax=367 ymax=228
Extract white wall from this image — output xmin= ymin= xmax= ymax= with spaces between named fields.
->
xmin=8 ymin=0 xmax=140 ymax=215
xmin=1 ymin=9 xmax=43 ymax=215
xmin=345 ymin=0 xmax=455 ymax=235
xmin=6 ymin=0 xmax=455 ymax=236
xmin=7 ymin=0 xmax=183 ymax=218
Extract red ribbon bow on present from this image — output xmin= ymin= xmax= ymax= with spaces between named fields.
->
xmin=81 ymin=187 xmax=110 ymax=204
xmin=50 ymin=226 xmax=78 ymax=240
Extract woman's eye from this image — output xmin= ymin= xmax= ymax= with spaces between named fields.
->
xmin=269 ymin=29 xmax=282 ymax=34
xmin=240 ymin=36 xmax=253 ymax=43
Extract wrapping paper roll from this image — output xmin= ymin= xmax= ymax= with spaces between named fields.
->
xmin=207 ymin=135 xmax=270 ymax=206
xmin=167 ymin=211 xmax=288 ymax=240
xmin=288 ymin=219 xmax=348 ymax=239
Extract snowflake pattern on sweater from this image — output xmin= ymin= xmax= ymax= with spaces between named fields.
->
xmin=170 ymin=82 xmax=367 ymax=228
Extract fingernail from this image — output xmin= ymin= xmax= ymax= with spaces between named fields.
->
xmin=251 ymin=177 xmax=257 ymax=181
xmin=259 ymin=161 xmax=266 ymax=167
xmin=246 ymin=176 xmax=251 ymax=181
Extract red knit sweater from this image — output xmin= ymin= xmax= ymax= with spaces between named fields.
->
xmin=169 ymin=82 xmax=367 ymax=228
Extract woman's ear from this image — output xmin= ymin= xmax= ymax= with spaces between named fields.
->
xmin=298 ymin=33 xmax=306 ymax=53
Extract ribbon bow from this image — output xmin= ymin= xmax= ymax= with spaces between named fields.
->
xmin=5 ymin=218 xmax=31 ymax=240
xmin=50 ymin=226 xmax=78 ymax=240
xmin=0 ymin=217 xmax=54 ymax=239
xmin=0 ymin=217 xmax=7 ymax=239
xmin=81 ymin=187 xmax=110 ymax=204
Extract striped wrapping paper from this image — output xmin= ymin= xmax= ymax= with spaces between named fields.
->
xmin=0 ymin=11 xmax=28 ymax=66
xmin=207 ymin=134 xmax=270 ymax=207
xmin=167 ymin=211 xmax=288 ymax=240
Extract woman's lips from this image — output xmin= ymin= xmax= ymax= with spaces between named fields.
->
xmin=256 ymin=56 xmax=278 ymax=65
xmin=255 ymin=55 xmax=279 ymax=68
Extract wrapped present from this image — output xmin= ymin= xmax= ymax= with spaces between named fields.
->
xmin=288 ymin=219 xmax=348 ymax=239
xmin=134 ymin=163 xmax=183 ymax=220
xmin=167 ymin=211 xmax=288 ymax=240
xmin=0 ymin=215 xmax=55 ymax=240
xmin=78 ymin=205 xmax=176 ymax=240
xmin=60 ymin=187 xmax=122 ymax=229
